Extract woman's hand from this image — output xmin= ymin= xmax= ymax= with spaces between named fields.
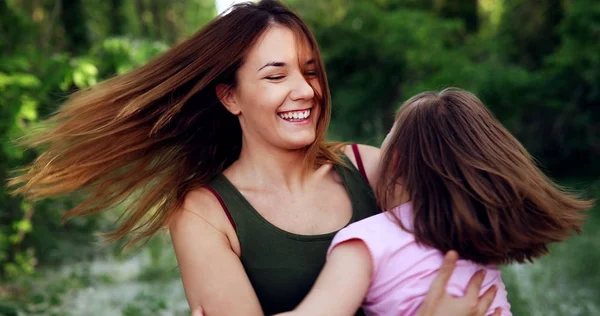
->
xmin=417 ymin=251 xmax=502 ymax=316
xmin=191 ymin=306 xmax=204 ymax=316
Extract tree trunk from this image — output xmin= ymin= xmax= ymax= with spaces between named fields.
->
xmin=499 ymin=0 xmax=564 ymax=69
xmin=109 ymin=0 xmax=127 ymax=36
xmin=434 ymin=0 xmax=479 ymax=33
xmin=60 ymin=0 xmax=90 ymax=54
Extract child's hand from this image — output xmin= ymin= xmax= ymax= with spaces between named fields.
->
xmin=416 ymin=251 xmax=502 ymax=316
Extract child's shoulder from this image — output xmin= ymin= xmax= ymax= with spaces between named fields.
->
xmin=344 ymin=211 xmax=397 ymax=234
xmin=327 ymin=203 xmax=417 ymax=277
xmin=334 ymin=203 xmax=415 ymax=247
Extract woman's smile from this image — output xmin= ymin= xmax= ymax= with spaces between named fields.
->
xmin=277 ymin=108 xmax=312 ymax=125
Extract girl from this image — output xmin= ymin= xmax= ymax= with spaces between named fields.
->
xmin=278 ymin=88 xmax=592 ymax=316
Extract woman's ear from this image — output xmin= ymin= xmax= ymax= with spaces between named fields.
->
xmin=216 ymin=84 xmax=241 ymax=115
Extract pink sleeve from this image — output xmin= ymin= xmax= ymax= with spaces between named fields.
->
xmin=327 ymin=222 xmax=386 ymax=277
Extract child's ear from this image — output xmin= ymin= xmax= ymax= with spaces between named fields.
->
xmin=216 ymin=84 xmax=241 ymax=115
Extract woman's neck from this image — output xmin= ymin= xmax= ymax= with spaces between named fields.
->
xmin=228 ymin=139 xmax=319 ymax=192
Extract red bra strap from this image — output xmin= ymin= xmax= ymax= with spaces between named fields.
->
xmin=205 ymin=186 xmax=237 ymax=232
xmin=351 ymin=143 xmax=369 ymax=183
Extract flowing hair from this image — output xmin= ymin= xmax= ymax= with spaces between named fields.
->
xmin=376 ymin=88 xmax=593 ymax=265
xmin=9 ymin=0 xmax=343 ymax=247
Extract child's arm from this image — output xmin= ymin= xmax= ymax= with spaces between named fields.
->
xmin=275 ymin=239 xmax=372 ymax=316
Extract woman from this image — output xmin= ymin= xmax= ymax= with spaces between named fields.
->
xmin=11 ymin=1 xmax=497 ymax=315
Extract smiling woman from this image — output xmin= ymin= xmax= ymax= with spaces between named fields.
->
xmin=10 ymin=1 xmax=362 ymax=314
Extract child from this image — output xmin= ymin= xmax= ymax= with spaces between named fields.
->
xmin=278 ymin=88 xmax=592 ymax=316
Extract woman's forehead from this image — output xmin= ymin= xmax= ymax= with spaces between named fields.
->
xmin=245 ymin=25 xmax=314 ymax=70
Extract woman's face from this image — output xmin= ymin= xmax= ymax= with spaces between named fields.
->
xmin=226 ymin=25 xmax=322 ymax=151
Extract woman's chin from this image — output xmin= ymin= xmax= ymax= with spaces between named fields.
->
xmin=281 ymin=134 xmax=316 ymax=150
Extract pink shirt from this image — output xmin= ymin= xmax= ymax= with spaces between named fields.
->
xmin=327 ymin=203 xmax=511 ymax=316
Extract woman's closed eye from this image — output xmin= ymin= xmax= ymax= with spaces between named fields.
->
xmin=265 ymin=75 xmax=286 ymax=81
xmin=264 ymin=70 xmax=316 ymax=81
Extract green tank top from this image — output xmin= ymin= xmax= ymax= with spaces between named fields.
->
xmin=207 ymin=151 xmax=379 ymax=315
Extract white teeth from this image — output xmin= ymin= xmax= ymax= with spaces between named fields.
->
xmin=279 ymin=109 xmax=311 ymax=120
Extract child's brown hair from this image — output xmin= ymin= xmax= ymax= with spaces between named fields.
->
xmin=376 ymin=88 xmax=593 ymax=265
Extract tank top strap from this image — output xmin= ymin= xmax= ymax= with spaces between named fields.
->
xmin=335 ymin=152 xmax=380 ymax=218
xmin=351 ymin=143 xmax=369 ymax=183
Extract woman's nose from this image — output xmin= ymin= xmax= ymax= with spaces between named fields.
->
xmin=289 ymin=74 xmax=315 ymax=101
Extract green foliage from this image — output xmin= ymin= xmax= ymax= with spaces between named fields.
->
xmin=121 ymin=292 xmax=168 ymax=316
xmin=136 ymin=235 xmax=181 ymax=282
xmin=290 ymin=0 xmax=599 ymax=177
xmin=3 ymin=236 xmax=186 ymax=315
xmin=315 ymin=2 xmax=466 ymax=143
xmin=0 ymin=0 xmax=213 ymax=281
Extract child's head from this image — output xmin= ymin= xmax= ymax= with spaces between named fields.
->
xmin=376 ymin=88 xmax=593 ymax=265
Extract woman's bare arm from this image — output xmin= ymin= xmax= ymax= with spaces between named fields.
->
xmin=275 ymin=248 xmax=503 ymax=316
xmin=275 ymin=239 xmax=372 ymax=316
xmin=169 ymin=189 xmax=263 ymax=316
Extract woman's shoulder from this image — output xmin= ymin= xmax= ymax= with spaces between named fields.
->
xmin=169 ymin=187 xmax=235 ymax=240
xmin=342 ymin=143 xmax=381 ymax=187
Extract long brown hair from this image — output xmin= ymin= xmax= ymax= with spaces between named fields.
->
xmin=9 ymin=0 xmax=342 ymax=247
xmin=376 ymin=88 xmax=593 ymax=265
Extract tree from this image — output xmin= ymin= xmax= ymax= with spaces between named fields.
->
xmin=498 ymin=0 xmax=564 ymax=69
xmin=60 ymin=0 xmax=90 ymax=54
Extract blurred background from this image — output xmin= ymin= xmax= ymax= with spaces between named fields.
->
xmin=0 ymin=0 xmax=598 ymax=315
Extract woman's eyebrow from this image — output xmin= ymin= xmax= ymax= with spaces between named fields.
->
xmin=258 ymin=61 xmax=286 ymax=72
xmin=258 ymin=59 xmax=314 ymax=72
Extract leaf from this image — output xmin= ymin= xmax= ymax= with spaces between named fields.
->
xmin=80 ymin=62 xmax=98 ymax=76
xmin=73 ymin=71 xmax=86 ymax=88
xmin=18 ymin=96 xmax=38 ymax=121
xmin=13 ymin=220 xmax=32 ymax=233
xmin=13 ymin=73 xmax=41 ymax=88
xmin=0 ymin=72 xmax=40 ymax=89
xmin=0 ymin=72 xmax=11 ymax=88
